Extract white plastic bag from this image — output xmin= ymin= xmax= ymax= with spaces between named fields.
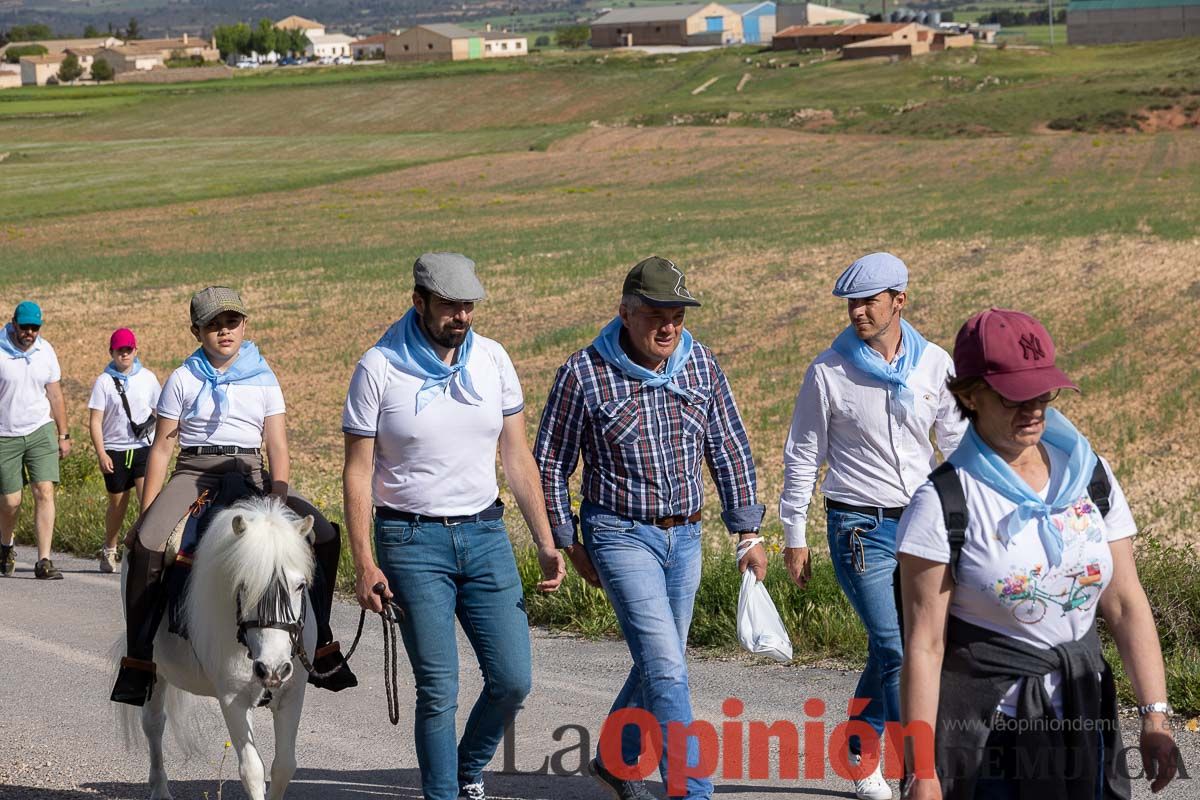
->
xmin=736 ymin=568 xmax=793 ymax=663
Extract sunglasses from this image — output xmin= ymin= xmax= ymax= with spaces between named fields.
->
xmin=997 ymin=389 xmax=1060 ymax=410
xmin=16 ymin=324 xmax=40 ymax=333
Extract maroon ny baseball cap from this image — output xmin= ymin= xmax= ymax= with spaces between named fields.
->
xmin=953 ymin=308 xmax=1079 ymax=403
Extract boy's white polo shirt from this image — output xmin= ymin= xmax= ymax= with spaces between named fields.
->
xmin=342 ymin=333 xmax=524 ymax=517
xmin=157 ymin=364 xmax=285 ymax=448
xmin=0 ymin=337 xmax=61 ymax=437
xmin=88 ymin=369 xmax=162 ymax=450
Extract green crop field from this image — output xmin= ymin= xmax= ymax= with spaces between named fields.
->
xmin=2 ymin=39 xmax=1198 ymax=709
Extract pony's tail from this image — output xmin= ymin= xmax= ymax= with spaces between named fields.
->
xmin=108 ymin=637 xmax=210 ymax=761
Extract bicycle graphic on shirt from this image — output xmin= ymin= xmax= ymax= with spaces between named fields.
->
xmin=995 ymin=564 xmax=1102 ymax=624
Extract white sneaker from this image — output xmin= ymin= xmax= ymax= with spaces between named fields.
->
xmin=458 ymin=782 xmax=486 ymax=800
xmin=852 ymin=759 xmax=893 ymax=800
xmin=98 ymin=547 xmax=118 ymax=573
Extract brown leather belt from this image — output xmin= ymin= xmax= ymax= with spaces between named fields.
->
xmin=648 ymin=510 xmax=702 ymax=529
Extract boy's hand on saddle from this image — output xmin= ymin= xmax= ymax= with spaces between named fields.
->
xmin=98 ymin=452 xmax=115 ymax=474
xmin=356 ymin=564 xmax=392 ymax=613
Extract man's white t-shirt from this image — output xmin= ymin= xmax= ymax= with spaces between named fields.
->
xmin=157 ymin=364 xmax=285 ymax=448
xmin=897 ymin=447 xmax=1136 ymax=716
xmin=342 ymin=334 xmax=524 ymax=517
xmin=87 ymin=369 xmax=162 ymax=450
xmin=0 ymin=338 xmax=61 ymax=437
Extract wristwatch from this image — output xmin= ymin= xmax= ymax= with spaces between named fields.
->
xmin=59 ymin=432 xmax=70 ymax=440
xmin=1137 ymin=701 xmax=1172 ymax=716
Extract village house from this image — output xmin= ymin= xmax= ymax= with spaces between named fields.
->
xmin=350 ymin=33 xmax=390 ymax=60
xmin=728 ymin=1 xmax=778 ymax=44
xmin=482 ymin=25 xmax=529 ymax=57
xmin=18 ymin=53 xmax=66 ymax=85
xmin=386 ymin=24 xmax=485 ymax=62
xmin=590 ymin=3 xmax=744 ymax=47
xmin=307 ymin=33 xmax=355 ymax=59
xmin=0 ymin=36 xmax=121 ymax=61
xmin=275 ymin=15 xmax=326 ymax=38
xmin=772 ymin=21 xmax=972 ymax=57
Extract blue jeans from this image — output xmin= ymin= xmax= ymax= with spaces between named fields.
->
xmin=375 ymin=515 xmax=532 ymax=800
xmin=827 ymin=508 xmax=903 ymax=756
xmin=581 ymin=501 xmax=711 ymax=800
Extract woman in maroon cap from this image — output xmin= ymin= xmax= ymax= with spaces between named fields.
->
xmin=895 ymin=308 xmax=1176 ymax=799
xmin=87 ymin=329 xmax=161 ymax=573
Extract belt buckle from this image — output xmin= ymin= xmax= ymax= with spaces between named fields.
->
xmin=220 ymin=445 xmax=236 ymax=456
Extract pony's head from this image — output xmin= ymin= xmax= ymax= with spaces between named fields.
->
xmin=188 ymin=497 xmax=315 ymax=691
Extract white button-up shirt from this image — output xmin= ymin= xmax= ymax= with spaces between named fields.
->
xmin=779 ymin=338 xmax=966 ymax=548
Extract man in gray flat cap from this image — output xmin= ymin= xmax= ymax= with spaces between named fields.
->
xmin=342 ymin=253 xmax=565 ymax=800
xmin=779 ymin=252 xmax=965 ymax=799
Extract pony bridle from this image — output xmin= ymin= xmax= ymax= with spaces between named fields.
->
xmin=235 ymin=574 xmax=308 ymax=664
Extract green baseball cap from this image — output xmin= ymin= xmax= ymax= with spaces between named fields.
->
xmin=622 ymin=256 xmax=701 ymax=308
xmin=190 ymin=286 xmax=248 ymax=327
xmin=13 ymin=301 xmax=43 ymax=326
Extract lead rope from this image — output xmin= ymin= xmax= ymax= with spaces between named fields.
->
xmin=294 ymin=583 xmax=404 ymax=725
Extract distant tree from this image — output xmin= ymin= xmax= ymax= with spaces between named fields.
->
xmin=83 ymin=24 xmax=102 ymax=38
xmin=286 ymin=27 xmax=309 ymax=55
xmin=534 ymin=34 xmax=550 ymax=47
xmin=0 ymin=30 xmax=9 ymax=48
xmin=58 ymin=53 xmax=83 ymax=83
xmin=125 ymin=17 xmax=141 ymax=40
xmin=555 ymin=24 xmax=590 ymax=49
xmin=941 ymin=12 xmax=955 ymax=22
xmin=251 ymin=18 xmax=277 ymax=55
xmin=9 ymin=23 xmax=53 ymax=41
xmin=214 ymin=22 xmax=253 ymax=58
xmin=3 ymin=43 xmax=49 ymax=63
xmin=91 ymin=57 xmax=114 ymax=81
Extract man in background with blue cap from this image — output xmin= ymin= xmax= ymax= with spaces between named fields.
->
xmin=779 ymin=253 xmax=964 ymax=799
xmin=0 ymin=301 xmax=71 ymax=580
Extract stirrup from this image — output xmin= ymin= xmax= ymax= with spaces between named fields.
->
xmin=308 ymin=642 xmax=358 ymax=692
xmin=111 ymin=657 xmax=157 ymax=706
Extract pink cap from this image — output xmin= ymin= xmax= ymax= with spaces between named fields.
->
xmin=109 ymin=328 xmax=137 ymax=351
xmin=953 ymin=308 xmax=1078 ymax=403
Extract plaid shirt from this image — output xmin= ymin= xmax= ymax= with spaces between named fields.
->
xmin=534 ymin=340 xmax=765 ymax=547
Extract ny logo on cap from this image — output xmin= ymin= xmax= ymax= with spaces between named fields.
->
xmin=1019 ymin=333 xmax=1046 ymax=361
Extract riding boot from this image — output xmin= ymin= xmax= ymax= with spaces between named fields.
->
xmin=308 ymin=523 xmax=358 ymax=692
xmin=110 ymin=541 xmax=165 ymax=706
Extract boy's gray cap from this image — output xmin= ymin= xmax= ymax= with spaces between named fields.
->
xmin=413 ymin=253 xmax=486 ymax=302
xmin=190 ymin=286 xmax=247 ymax=326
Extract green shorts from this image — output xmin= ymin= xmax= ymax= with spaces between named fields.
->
xmin=0 ymin=422 xmax=60 ymax=495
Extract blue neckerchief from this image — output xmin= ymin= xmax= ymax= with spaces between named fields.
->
xmin=948 ymin=408 xmax=1097 ymax=568
xmin=0 ymin=324 xmax=38 ymax=363
xmin=105 ymin=358 xmax=143 ymax=385
xmin=831 ymin=318 xmax=928 ymax=426
xmin=182 ymin=341 xmax=278 ymax=421
xmin=591 ymin=316 xmax=695 ymax=399
xmin=375 ymin=308 xmax=482 ymax=414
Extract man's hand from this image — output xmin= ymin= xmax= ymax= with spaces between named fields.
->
xmin=737 ymin=534 xmax=767 ymax=581
xmin=355 ymin=563 xmax=392 ymax=613
xmin=58 ymin=438 xmax=72 ymax=459
xmin=536 ymin=545 xmax=566 ymax=593
xmin=1140 ymin=713 xmax=1178 ymax=793
xmin=564 ymin=544 xmax=602 ymax=588
xmin=784 ymin=546 xmax=812 ymax=589
xmin=98 ymin=451 xmax=115 ymax=475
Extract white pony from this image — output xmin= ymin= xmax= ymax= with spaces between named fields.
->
xmin=119 ymin=497 xmax=318 ymax=800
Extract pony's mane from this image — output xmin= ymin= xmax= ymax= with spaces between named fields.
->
xmin=191 ymin=497 xmax=315 ymax=610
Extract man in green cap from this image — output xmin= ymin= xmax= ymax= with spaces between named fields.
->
xmin=0 ymin=301 xmax=70 ymax=580
xmin=535 ymin=256 xmax=767 ymax=800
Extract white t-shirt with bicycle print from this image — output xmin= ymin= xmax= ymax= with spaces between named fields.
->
xmin=897 ymin=445 xmax=1136 ymax=716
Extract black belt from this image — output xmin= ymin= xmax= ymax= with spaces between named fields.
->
xmin=376 ymin=499 xmax=504 ymax=526
xmin=825 ymin=498 xmax=906 ymax=520
xmin=179 ymin=446 xmax=261 ymax=456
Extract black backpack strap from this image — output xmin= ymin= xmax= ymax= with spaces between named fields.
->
xmin=111 ymin=375 xmax=137 ymax=427
xmin=1088 ymin=456 xmax=1112 ymax=519
xmin=929 ymin=461 xmax=968 ymax=584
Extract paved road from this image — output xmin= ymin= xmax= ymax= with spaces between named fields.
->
xmin=2 ymin=551 xmax=1196 ymax=799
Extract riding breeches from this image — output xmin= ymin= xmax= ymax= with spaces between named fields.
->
xmin=125 ymin=452 xmax=336 ymax=555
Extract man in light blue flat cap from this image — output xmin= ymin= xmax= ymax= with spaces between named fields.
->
xmin=779 ymin=252 xmax=965 ymax=799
